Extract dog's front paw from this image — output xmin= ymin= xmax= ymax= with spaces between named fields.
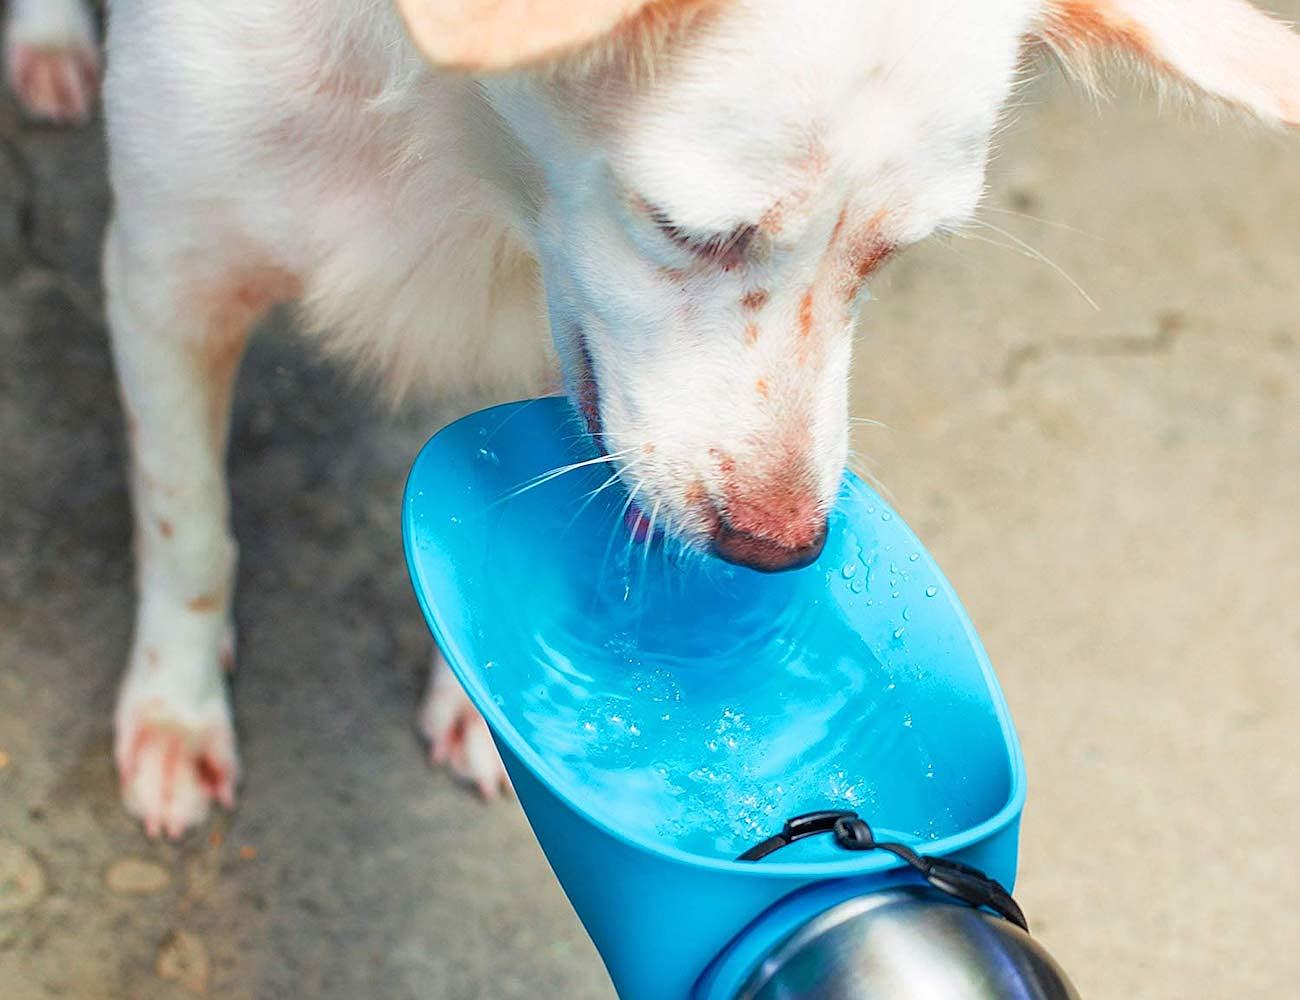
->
xmin=115 ymin=703 xmax=239 ymax=840
xmin=6 ymin=43 xmax=98 ymax=124
xmin=420 ymin=655 xmax=512 ymax=800
xmin=4 ymin=0 xmax=99 ymax=125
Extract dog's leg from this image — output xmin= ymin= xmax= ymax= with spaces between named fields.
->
xmin=103 ymin=219 xmax=292 ymax=839
xmin=3 ymin=0 xmax=98 ymax=125
xmin=419 ymin=648 xmax=512 ymax=799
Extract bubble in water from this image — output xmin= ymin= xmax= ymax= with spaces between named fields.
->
xmin=902 ymin=607 xmax=912 ymax=621
xmin=893 ymin=627 xmax=906 ymax=639
xmin=850 ymin=578 xmax=866 ymax=594
xmin=476 ymin=447 xmax=500 ymax=465
xmin=926 ymin=586 xmax=938 ymax=598
xmin=841 ymin=563 xmax=857 ymax=580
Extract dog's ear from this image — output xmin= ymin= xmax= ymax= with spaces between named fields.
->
xmin=1037 ymin=0 xmax=1299 ymax=126
xmin=395 ymin=0 xmax=687 ymax=71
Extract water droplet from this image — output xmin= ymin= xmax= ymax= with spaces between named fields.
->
xmin=661 ymin=713 xmax=671 ymax=721
xmin=449 ymin=515 xmax=461 ymax=525
xmin=925 ymin=586 xmax=938 ymax=598
xmin=902 ymin=607 xmax=913 ymax=621
xmin=850 ymin=578 xmax=866 ymax=594
xmin=583 ymin=722 xmax=596 ymax=733
xmin=629 ymin=724 xmax=641 ymax=736
xmin=881 ymin=511 xmax=893 ymax=521
xmin=889 ymin=562 xmax=899 ymax=574
xmin=893 ymin=626 xmax=906 ymax=639
xmin=891 ymin=591 xmax=900 ymax=599
xmin=909 ymin=552 xmax=919 ymax=562
xmin=484 ymin=660 xmax=496 ymax=669
xmin=841 ymin=563 xmax=856 ymax=579
xmin=477 ymin=426 xmax=488 ymax=437
xmin=902 ymin=713 xmax=913 ymax=727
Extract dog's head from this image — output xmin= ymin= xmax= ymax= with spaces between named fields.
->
xmin=398 ymin=0 xmax=1298 ymax=571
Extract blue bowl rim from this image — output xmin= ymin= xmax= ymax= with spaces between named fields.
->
xmin=402 ymin=397 xmax=1028 ymax=879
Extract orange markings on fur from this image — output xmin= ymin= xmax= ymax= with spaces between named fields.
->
xmin=744 ymin=323 xmax=760 ymax=346
xmin=191 ymin=266 xmax=299 ymax=449
xmin=187 ymin=593 xmax=220 ymax=613
xmin=838 ymin=210 xmax=894 ymax=301
xmin=741 ymin=289 xmax=770 ymax=312
xmin=643 ymin=443 xmax=656 ymax=454
xmin=1041 ymin=1 xmax=1153 ymax=58
xmin=797 ymin=289 xmax=815 ymax=338
xmin=759 ymin=203 xmax=785 ymax=236
xmin=755 ymin=377 xmax=769 ymax=400
xmin=829 ymin=207 xmax=849 ymax=246
xmin=157 ymin=519 xmax=174 ymax=539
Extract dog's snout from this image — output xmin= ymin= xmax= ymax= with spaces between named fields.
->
xmin=710 ymin=484 xmax=828 ymax=573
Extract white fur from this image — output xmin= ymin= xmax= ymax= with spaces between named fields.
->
xmin=94 ymin=0 xmax=1298 ymax=835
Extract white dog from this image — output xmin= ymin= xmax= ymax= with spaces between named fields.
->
xmin=7 ymin=0 xmax=1295 ymax=839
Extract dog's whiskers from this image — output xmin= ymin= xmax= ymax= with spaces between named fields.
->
xmin=492 ymin=449 xmax=632 ymax=507
xmin=952 ymin=218 xmax=1099 ymax=310
xmin=847 ymin=449 xmax=895 ymax=504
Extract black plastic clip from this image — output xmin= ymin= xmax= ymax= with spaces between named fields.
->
xmin=738 ymin=810 xmax=1028 ymax=932
xmin=736 ymin=810 xmax=858 ymax=862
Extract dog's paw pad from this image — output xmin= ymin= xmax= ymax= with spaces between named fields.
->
xmin=117 ymin=717 xmax=238 ymax=840
xmin=419 ymin=681 xmax=511 ymax=800
xmin=6 ymin=43 xmax=99 ymax=125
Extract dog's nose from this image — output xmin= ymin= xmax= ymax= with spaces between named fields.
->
xmin=713 ymin=515 xmax=827 ymax=573
xmin=714 ymin=519 xmax=827 ymax=572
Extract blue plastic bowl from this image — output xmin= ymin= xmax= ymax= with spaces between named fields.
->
xmin=403 ymin=397 xmax=1026 ymax=1000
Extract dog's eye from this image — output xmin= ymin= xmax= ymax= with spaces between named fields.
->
xmin=648 ymin=206 xmax=756 ymax=271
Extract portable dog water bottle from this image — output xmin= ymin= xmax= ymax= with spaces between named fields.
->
xmin=403 ymin=398 xmax=1079 ymax=999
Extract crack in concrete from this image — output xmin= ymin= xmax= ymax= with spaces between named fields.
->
xmin=1001 ymin=310 xmax=1185 ymax=386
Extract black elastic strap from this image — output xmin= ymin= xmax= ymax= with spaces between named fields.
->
xmin=738 ymin=810 xmax=1029 ymax=932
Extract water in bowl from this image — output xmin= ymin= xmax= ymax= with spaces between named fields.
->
xmin=456 ymin=456 xmax=968 ymax=861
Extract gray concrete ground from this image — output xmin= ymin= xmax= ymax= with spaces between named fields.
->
xmin=1 ymin=28 xmax=1297 ymax=1000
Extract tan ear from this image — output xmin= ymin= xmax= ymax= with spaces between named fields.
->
xmin=395 ymin=0 xmax=672 ymax=71
xmin=1038 ymin=0 xmax=1300 ymax=126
